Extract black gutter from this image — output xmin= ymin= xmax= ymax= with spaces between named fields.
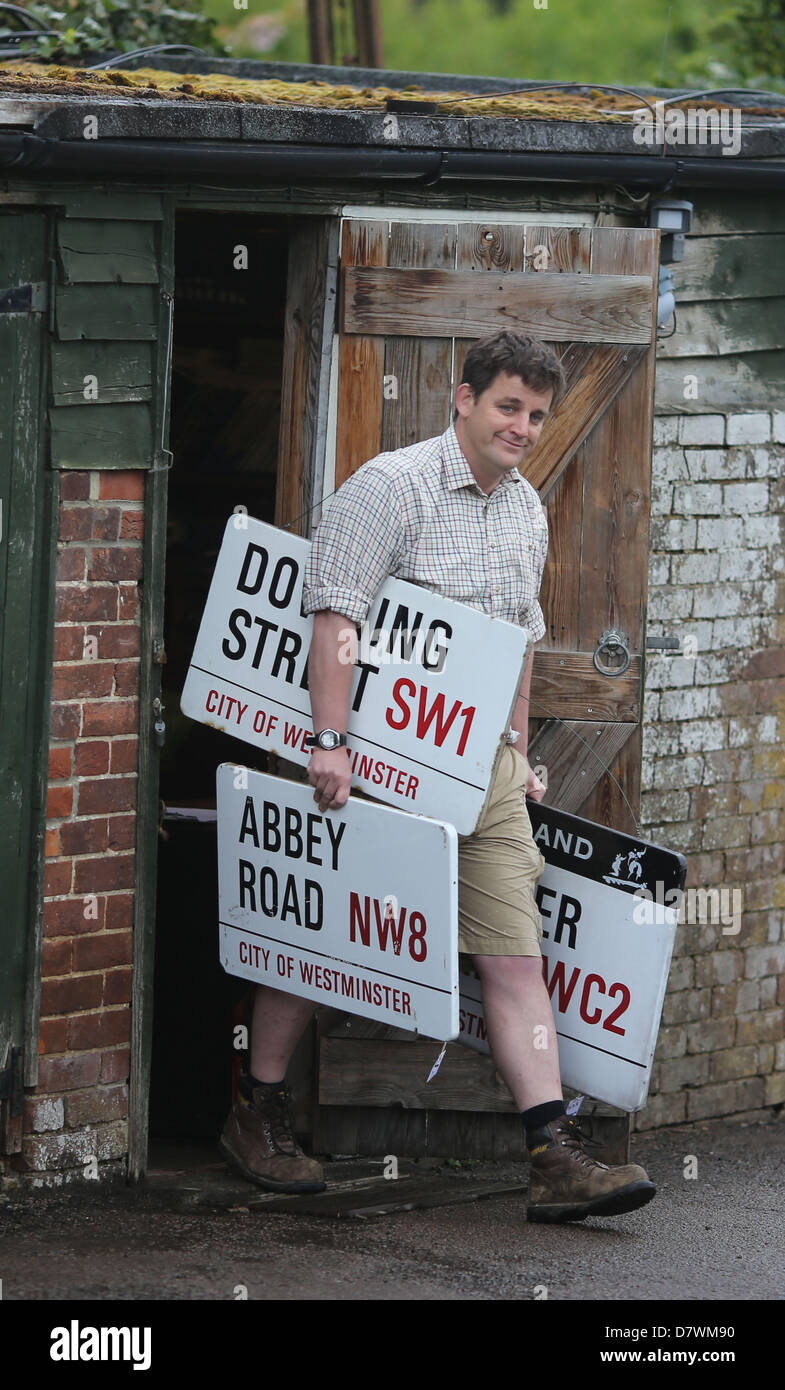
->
xmin=1 ymin=130 xmax=785 ymax=190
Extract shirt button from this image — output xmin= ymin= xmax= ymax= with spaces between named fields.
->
xmin=493 ymin=586 xmax=501 ymax=594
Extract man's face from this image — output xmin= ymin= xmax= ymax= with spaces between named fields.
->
xmin=454 ymin=371 xmax=554 ymax=491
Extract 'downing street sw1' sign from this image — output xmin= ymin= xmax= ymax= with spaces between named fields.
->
xmin=458 ymin=804 xmax=688 ymax=1111
xmin=181 ymin=515 xmax=528 ymax=835
xmin=217 ymin=764 xmax=459 ymax=1039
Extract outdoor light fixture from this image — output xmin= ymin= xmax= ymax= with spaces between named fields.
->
xmin=649 ymin=198 xmax=693 ymax=332
xmin=648 ymin=197 xmax=694 ymax=263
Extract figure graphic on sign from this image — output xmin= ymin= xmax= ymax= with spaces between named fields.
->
xmin=604 ymin=847 xmax=647 ymax=889
xmin=219 ymin=331 xmax=657 ymax=1222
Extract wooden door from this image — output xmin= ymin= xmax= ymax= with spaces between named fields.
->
xmin=314 ymin=219 xmax=660 ymax=1159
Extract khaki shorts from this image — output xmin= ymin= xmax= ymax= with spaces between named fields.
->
xmin=457 ymin=744 xmax=547 ymax=958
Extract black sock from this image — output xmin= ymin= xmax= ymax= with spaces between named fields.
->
xmin=522 ymin=1099 xmax=565 ymax=1150
xmin=249 ymin=1073 xmax=285 ymax=1088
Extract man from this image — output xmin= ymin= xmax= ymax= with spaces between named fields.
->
xmin=220 ymin=330 xmax=656 ymax=1223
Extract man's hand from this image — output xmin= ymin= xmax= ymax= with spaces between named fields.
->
xmin=525 ymin=764 xmax=546 ymax=803
xmin=308 ymin=747 xmax=352 ymax=812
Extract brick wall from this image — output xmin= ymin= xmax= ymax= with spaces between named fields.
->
xmin=17 ymin=470 xmax=145 ymax=1185
xmin=635 ymin=412 xmax=785 ymax=1129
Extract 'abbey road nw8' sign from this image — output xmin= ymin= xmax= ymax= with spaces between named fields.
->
xmin=458 ymin=804 xmax=688 ymax=1111
xmin=217 ymin=764 xmax=459 ymax=1038
xmin=181 ymin=516 xmax=528 ymax=835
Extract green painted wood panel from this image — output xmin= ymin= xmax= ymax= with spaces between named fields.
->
xmin=51 ymin=341 xmax=153 ymax=405
xmin=55 ymin=284 xmax=158 ymax=339
xmin=56 ymin=219 xmax=159 ymax=285
xmin=61 ymin=192 xmax=165 ymax=221
xmin=0 ymin=210 xmax=50 ymax=1113
xmin=674 ymin=234 xmax=785 ymax=302
xmin=49 ymin=402 xmax=152 ymax=468
xmin=654 ymin=349 xmax=785 ymax=413
xmin=657 ymin=297 xmax=785 ymax=359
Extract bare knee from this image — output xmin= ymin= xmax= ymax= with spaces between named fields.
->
xmin=472 ymin=953 xmax=542 ymax=994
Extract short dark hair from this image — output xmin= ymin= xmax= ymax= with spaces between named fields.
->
xmin=455 ymin=331 xmax=566 ymax=416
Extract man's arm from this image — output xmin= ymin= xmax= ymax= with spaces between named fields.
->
xmin=307 ymin=610 xmax=355 ymax=813
xmin=508 ymin=648 xmax=546 ymax=802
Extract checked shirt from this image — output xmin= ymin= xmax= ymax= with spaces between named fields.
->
xmin=302 ymin=422 xmax=549 ymax=650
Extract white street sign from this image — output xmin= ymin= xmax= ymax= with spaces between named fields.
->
xmin=217 ymin=764 xmax=459 ymax=1039
xmin=181 ymin=515 xmax=528 ymax=834
xmin=459 ymin=805 xmax=687 ymax=1111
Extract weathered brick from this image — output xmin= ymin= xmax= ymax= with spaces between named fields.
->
xmin=667 ymin=955 xmax=695 ymax=990
xmin=772 ymin=412 xmax=785 ymax=444
xmin=59 ymin=818 xmax=110 ymax=856
xmin=36 ymin=1052 xmax=101 ymax=1093
xmin=119 ymin=509 xmax=144 ymax=541
xmin=760 ymin=976 xmax=779 ymax=1007
xmin=633 ymin=1091 xmax=687 ymax=1129
xmin=72 ymin=854 xmax=135 ymax=894
xmin=654 ymin=1026 xmax=687 ymax=1059
xmin=56 ymin=583 xmax=118 ymax=623
xmin=658 ymin=1053 xmax=711 ymax=1091
xmin=689 ymin=784 xmax=737 ymax=819
xmin=76 ymin=777 xmax=137 ymax=816
xmin=671 ymin=553 xmax=720 ymax=586
xmin=694 ymin=950 xmax=744 ymax=988
xmin=764 ymin=1072 xmax=785 ymax=1106
xmin=40 ymin=974 xmax=102 ymax=1018
xmin=117 ymin=582 xmax=140 ymax=620
xmin=107 ymin=815 xmax=136 ymax=851
xmin=735 ymin=1009 xmax=785 ymax=1046
xmin=51 ymin=664 xmax=113 ymax=700
xmin=73 ymin=741 xmax=110 ymax=776
xmin=41 ymin=938 xmax=73 ymax=977
xmin=80 ymin=699 xmax=138 ymax=737
xmin=88 ymin=547 xmax=143 ymax=583
xmin=653 ymin=417 xmax=679 ymax=445
xmin=100 ymin=1047 xmax=130 ymax=1084
xmin=680 ymin=720 xmax=728 ymax=755
xmin=46 ymin=785 xmax=74 ymax=819
xmin=646 ymin=587 xmax=693 ymax=622
xmin=90 ymin=507 xmax=121 ymax=541
xmin=718 ymin=548 xmax=768 ymax=583
xmin=640 ymin=789 xmax=690 ymax=823
xmin=684 ymin=448 xmax=746 ymax=481
xmin=48 ymin=745 xmax=73 ymax=780
xmin=652 ymin=447 xmax=688 ymax=481
xmin=736 ymin=979 xmax=761 ymax=1013
xmin=726 ymin=413 xmax=770 ymax=445
xmin=50 ymin=702 xmax=81 ymax=740
xmin=44 ymin=861 xmax=73 ymax=896
xmin=54 ymin=621 xmax=88 ymax=662
xmin=110 ymin=738 xmax=138 ymax=774
xmin=72 ymin=932 xmax=132 ymax=972
xmin=650 ymin=518 xmax=697 ymax=551
xmin=661 ymin=688 xmax=711 ymax=721
xmin=67 ymin=1007 xmax=131 ymax=1052
xmin=38 ymin=1018 xmax=68 ymax=1054
xmin=103 ymin=968 xmax=131 ymax=1005
xmin=710 ymin=984 xmax=738 ymax=1017
xmin=104 ymin=894 xmax=133 ymax=929
xmin=56 ymin=546 xmax=87 ymax=582
xmin=20 ymin=1119 xmax=128 ymax=1171
xmin=743 ymin=943 xmax=785 ymax=981
xmin=44 ymin=894 xmax=106 ymax=936
xmin=86 ymin=624 xmax=140 ymax=660
xmin=58 ymin=506 xmax=92 ymax=541
xmin=99 ymin=472 xmax=144 ymax=501
xmin=685 ymin=1018 xmax=733 ymax=1054
xmin=672 ymin=483 xmax=723 ymax=515
xmin=679 ymin=415 xmax=725 ymax=446
xmin=709 ymin=1045 xmax=759 ymax=1082
xmin=114 ymin=660 xmax=141 ymax=697
xmin=64 ymin=1084 xmax=127 ymax=1128
xmin=25 ymin=1096 xmax=65 ymax=1132
xmin=60 ymin=473 xmax=90 ymax=501
xmin=686 ymin=1077 xmax=764 ymax=1120
xmin=701 ymin=816 xmax=750 ymax=851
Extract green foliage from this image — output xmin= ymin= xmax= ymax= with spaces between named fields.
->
xmin=15 ymin=0 xmax=230 ymax=63
xmin=205 ymin=0 xmax=758 ymax=88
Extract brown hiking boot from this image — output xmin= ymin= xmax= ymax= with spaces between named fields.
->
xmin=527 ymin=1113 xmax=656 ymax=1223
xmin=219 ymin=1076 xmax=326 ymax=1194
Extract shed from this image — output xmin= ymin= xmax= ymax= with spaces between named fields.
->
xmin=1 ymin=50 xmax=783 ymax=1192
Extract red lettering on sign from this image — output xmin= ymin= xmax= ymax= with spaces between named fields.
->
xmin=374 ymin=898 xmax=405 ymax=955
xmin=604 ymin=982 xmax=630 ymax=1035
xmin=349 ymin=892 xmax=370 ymax=947
xmin=386 ymin=677 xmax=416 ymax=731
xmin=579 ymin=973 xmax=605 ymax=1025
xmin=416 ymin=688 xmax=462 ymax=746
xmin=542 ymin=957 xmax=581 ymax=1013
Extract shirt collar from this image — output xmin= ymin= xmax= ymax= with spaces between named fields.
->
xmin=440 ymin=422 xmax=522 ymax=494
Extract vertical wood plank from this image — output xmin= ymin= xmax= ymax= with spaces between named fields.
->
xmin=454 ymin=222 xmax=524 ymax=392
xmin=381 ymin=222 xmax=455 ymax=451
xmin=335 ymin=220 xmax=387 ymax=486
xmin=275 ymin=217 xmax=339 ymax=536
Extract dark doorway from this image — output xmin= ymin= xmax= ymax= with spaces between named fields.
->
xmin=149 ymin=209 xmax=288 ymax=1147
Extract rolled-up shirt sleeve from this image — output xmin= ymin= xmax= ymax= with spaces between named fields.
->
xmin=302 ymin=464 xmax=407 ymax=624
xmin=518 ymin=504 xmax=548 ymax=643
